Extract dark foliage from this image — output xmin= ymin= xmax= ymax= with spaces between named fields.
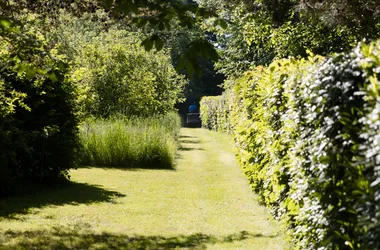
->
xmin=0 ymin=21 xmax=79 ymax=196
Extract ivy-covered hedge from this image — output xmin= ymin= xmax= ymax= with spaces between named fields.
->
xmin=199 ymin=94 xmax=232 ymax=133
xmin=201 ymin=41 xmax=380 ymax=249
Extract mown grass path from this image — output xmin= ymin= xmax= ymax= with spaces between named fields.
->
xmin=0 ymin=128 xmax=287 ymax=249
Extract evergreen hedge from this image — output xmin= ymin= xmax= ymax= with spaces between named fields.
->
xmin=201 ymin=41 xmax=380 ymax=249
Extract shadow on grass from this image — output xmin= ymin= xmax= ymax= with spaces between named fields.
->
xmin=0 ymin=182 xmax=125 ymax=219
xmin=178 ymin=146 xmax=204 ymax=151
xmin=77 ymin=165 xmax=177 ymax=171
xmin=178 ymin=135 xmax=203 ymax=151
xmin=179 ymin=139 xmax=201 ymax=144
xmin=0 ymin=226 xmax=279 ymax=250
xmin=179 ymin=135 xmax=194 ymax=139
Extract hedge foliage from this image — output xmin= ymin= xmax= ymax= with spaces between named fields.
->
xmin=72 ymin=28 xmax=187 ymax=118
xmin=201 ymin=41 xmax=380 ymax=249
xmin=199 ymin=94 xmax=232 ymax=133
xmin=0 ymin=9 xmax=191 ymax=196
xmin=0 ymin=21 xmax=79 ymax=196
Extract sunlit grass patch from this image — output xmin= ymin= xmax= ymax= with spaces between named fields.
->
xmin=0 ymin=128 xmax=287 ymax=249
xmin=79 ymin=112 xmax=181 ymax=168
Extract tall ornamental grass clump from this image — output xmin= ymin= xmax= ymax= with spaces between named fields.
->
xmin=200 ymin=40 xmax=380 ymax=249
xmin=79 ymin=112 xmax=181 ymax=169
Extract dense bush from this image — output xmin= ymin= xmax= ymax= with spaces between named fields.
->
xmin=201 ymin=40 xmax=380 ymax=249
xmin=48 ymin=12 xmax=187 ymax=118
xmin=199 ymin=94 xmax=232 ymax=133
xmin=0 ymin=21 xmax=79 ymax=196
xmin=79 ymin=112 xmax=181 ymax=169
xmin=75 ymin=29 xmax=187 ymax=117
xmin=0 ymin=9 xmax=188 ymax=196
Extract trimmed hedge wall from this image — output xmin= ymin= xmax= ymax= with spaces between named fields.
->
xmin=201 ymin=41 xmax=380 ymax=249
xmin=199 ymin=93 xmax=232 ymax=133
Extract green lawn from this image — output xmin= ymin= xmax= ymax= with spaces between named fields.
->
xmin=0 ymin=128 xmax=287 ymax=249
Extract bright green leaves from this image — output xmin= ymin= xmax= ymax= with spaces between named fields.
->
xmin=47 ymin=70 xmax=65 ymax=83
xmin=0 ymin=12 xmax=79 ymax=194
xmin=0 ymin=17 xmax=21 ymax=39
xmin=26 ymin=66 xmax=36 ymax=80
xmin=0 ymin=17 xmax=12 ymax=30
xmin=11 ymin=59 xmax=67 ymax=83
xmin=199 ymin=94 xmax=232 ymax=133
xmin=75 ymin=29 xmax=187 ymax=118
xmin=201 ymin=40 xmax=380 ymax=249
xmin=14 ymin=63 xmax=29 ymax=78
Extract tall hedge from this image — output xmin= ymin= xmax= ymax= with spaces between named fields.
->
xmin=201 ymin=41 xmax=380 ymax=249
xmin=199 ymin=93 xmax=232 ymax=133
xmin=0 ymin=20 xmax=79 ymax=196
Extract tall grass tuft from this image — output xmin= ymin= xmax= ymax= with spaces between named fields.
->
xmin=79 ymin=112 xmax=181 ymax=168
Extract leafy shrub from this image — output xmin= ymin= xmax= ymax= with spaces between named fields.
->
xmin=235 ymin=42 xmax=380 ymax=249
xmin=199 ymin=93 xmax=232 ymax=133
xmin=79 ymin=112 xmax=181 ymax=169
xmin=202 ymin=40 xmax=380 ymax=249
xmin=54 ymin=18 xmax=187 ymax=118
xmin=0 ymin=20 xmax=79 ymax=196
xmin=289 ymin=43 xmax=380 ymax=250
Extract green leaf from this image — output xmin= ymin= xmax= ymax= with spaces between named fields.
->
xmin=26 ymin=66 xmax=36 ymax=80
xmin=48 ymin=70 xmax=65 ymax=82
xmin=141 ymin=38 xmax=154 ymax=51
xmin=135 ymin=18 xmax=148 ymax=28
xmin=0 ymin=18 xmax=12 ymax=30
xmin=16 ymin=63 xmax=28 ymax=77
xmin=219 ymin=19 xmax=228 ymax=29
xmin=49 ymin=72 xmax=58 ymax=82
xmin=37 ymin=68 xmax=48 ymax=75
xmin=155 ymin=38 xmax=164 ymax=51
